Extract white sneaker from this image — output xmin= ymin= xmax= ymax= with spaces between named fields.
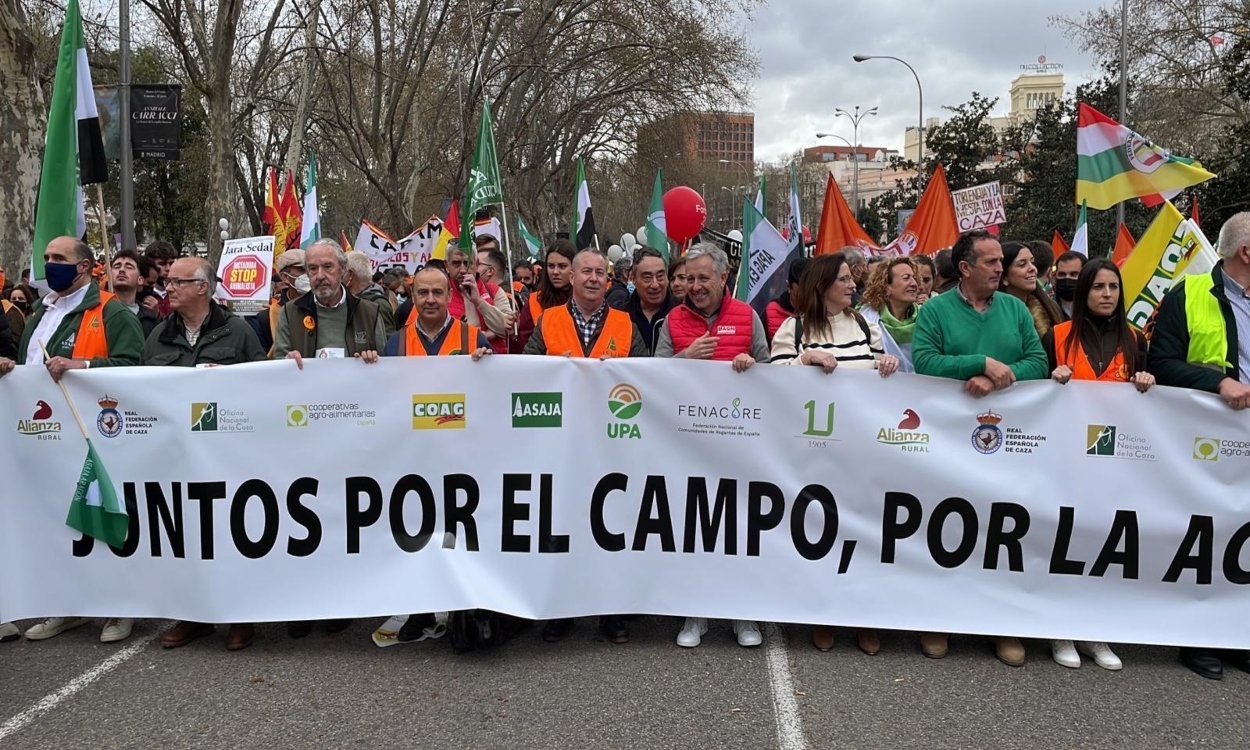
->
xmin=676 ymin=617 xmax=708 ymax=648
xmin=733 ymin=620 xmax=763 ymax=647
xmin=0 ymin=621 xmax=19 ymax=642
xmin=1077 ymin=641 xmax=1123 ymax=671
xmin=100 ymin=618 xmax=134 ymax=643
xmin=1050 ymin=639 xmax=1081 ymax=668
xmin=24 ymin=617 xmax=90 ymax=641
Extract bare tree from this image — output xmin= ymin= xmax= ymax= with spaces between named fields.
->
xmin=0 ymin=0 xmax=46 ymax=275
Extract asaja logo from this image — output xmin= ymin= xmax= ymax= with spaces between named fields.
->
xmin=287 ymin=405 xmax=309 ymax=427
xmin=1087 ymin=425 xmax=1117 ymax=456
xmin=1194 ymin=437 xmax=1221 ymax=461
xmin=971 ymin=411 xmax=1003 ymax=454
xmin=191 ymin=402 xmax=218 ymax=432
xmin=412 ymin=394 xmax=466 ymax=430
xmin=607 ymin=383 xmax=642 ymax=439
xmin=512 ymin=392 xmax=563 ymax=428
xmin=97 ymin=395 xmax=123 ymax=438
xmin=17 ymin=400 xmax=62 ymax=439
xmin=877 ymin=408 xmax=929 ymax=452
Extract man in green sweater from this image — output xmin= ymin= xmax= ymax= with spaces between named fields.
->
xmin=910 ymin=229 xmax=1048 ymax=669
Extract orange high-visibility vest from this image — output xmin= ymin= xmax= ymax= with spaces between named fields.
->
xmin=1052 ymin=320 xmax=1129 ymax=382
xmin=402 ymin=318 xmax=479 ymax=356
xmin=71 ymin=291 xmax=115 ymax=359
xmin=539 ymin=304 xmax=632 ymax=358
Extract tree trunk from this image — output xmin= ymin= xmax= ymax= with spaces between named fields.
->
xmin=282 ymin=0 xmax=320 ymax=182
xmin=205 ymin=85 xmax=234 ymax=263
xmin=0 ymin=0 xmax=45 ymax=276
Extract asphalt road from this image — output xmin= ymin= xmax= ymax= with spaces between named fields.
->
xmin=2 ymin=617 xmax=1248 ymax=749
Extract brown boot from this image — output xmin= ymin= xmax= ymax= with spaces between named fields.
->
xmin=226 ymin=624 xmax=255 ymax=651
xmin=993 ymin=636 xmax=1026 ymax=667
xmin=857 ymin=629 xmax=881 ymax=655
xmin=812 ymin=625 xmax=835 ymax=652
xmin=920 ymin=632 xmax=948 ymax=659
xmin=162 ymin=621 xmax=214 ymax=649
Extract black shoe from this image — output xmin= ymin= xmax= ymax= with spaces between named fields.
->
xmin=396 ymin=613 xmax=438 ymax=644
xmin=599 ymin=615 xmax=629 ymax=644
xmin=324 ymin=619 xmax=353 ymax=634
xmin=542 ymin=618 xmax=574 ymax=642
xmin=1180 ymin=647 xmax=1223 ymax=680
xmin=287 ymin=621 xmax=313 ymax=639
xmin=1220 ymin=649 xmax=1250 ymax=674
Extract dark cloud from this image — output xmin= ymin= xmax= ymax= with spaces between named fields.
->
xmin=748 ymin=0 xmax=1108 ymax=162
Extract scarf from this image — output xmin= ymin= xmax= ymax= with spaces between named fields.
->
xmin=878 ymin=304 xmax=916 ymax=345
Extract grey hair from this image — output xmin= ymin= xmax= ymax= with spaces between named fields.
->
xmin=1217 ymin=212 xmax=1250 ymax=260
xmin=841 ymin=246 xmax=866 ymax=266
xmin=188 ymin=257 xmax=216 ymax=296
xmin=685 ymin=242 xmax=728 ymax=275
xmin=572 ymin=247 xmax=608 ymax=268
xmin=344 ymin=250 xmax=372 ymax=281
xmin=307 ymin=238 xmax=348 ymax=266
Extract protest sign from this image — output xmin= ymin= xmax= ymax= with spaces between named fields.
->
xmin=951 ymin=181 xmax=1006 ymax=231
xmin=214 ymin=235 xmax=274 ymax=315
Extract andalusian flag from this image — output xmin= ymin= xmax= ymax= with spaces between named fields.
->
xmin=1071 ymin=200 xmax=1089 ymax=256
xmin=737 ymin=196 xmax=792 ymax=319
xmin=1076 ymin=103 xmax=1215 ymax=210
xmin=571 ymin=159 xmax=596 ymax=250
xmin=31 ymin=0 xmax=107 ymax=289
xmin=460 ymin=101 xmax=504 ymax=253
xmin=516 ymin=214 xmax=542 ymax=259
xmin=66 ymin=440 xmax=128 ymax=549
xmin=299 ymin=153 xmax=321 ymax=249
xmin=645 ymin=169 xmax=670 ymax=261
xmin=753 ymin=174 xmax=766 ymax=215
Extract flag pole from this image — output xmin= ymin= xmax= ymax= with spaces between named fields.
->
xmin=37 ymin=341 xmax=93 ymax=442
xmin=497 ymin=201 xmax=519 ymax=337
xmin=93 ymin=184 xmax=113 ymax=293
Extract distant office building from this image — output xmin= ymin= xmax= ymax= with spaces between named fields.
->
xmin=639 ymin=111 xmax=755 ymax=168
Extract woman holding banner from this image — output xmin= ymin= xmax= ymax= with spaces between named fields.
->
xmin=858 ymin=257 xmax=921 ymax=373
xmin=1000 ymin=241 xmax=1065 ymax=340
xmin=1041 ymin=258 xmax=1152 ymax=671
xmin=512 ymin=240 xmax=575 ymax=352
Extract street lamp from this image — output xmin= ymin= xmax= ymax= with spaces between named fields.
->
xmin=834 ymin=106 xmax=877 ymax=215
xmin=718 ymin=159 xmax=752 ymax=225
xmin=853 ymin=55 xmax=924 ymax=170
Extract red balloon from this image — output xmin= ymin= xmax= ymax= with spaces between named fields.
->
xmin=662 ymin=186 xmax=707 ymax=245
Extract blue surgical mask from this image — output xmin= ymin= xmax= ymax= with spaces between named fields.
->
xmin=44 ymin=262 xmax=81 ymax=292
xmin=626 ymin=281 xmax=636 ymax=294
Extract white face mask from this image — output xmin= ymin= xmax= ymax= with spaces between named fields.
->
xmin=292 ymin=275 xmax=312 ymax=294
xmin=396 ymin=294 xmax=408 ymax=305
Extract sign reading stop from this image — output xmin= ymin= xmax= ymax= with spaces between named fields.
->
xmin=221 ymin=254 xmax=267 ymax=297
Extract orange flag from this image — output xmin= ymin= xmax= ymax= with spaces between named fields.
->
xmin=814 ymin=174 xmax=879 ymax=255
xmin=1112 ymin=222 xmax=1136 ymax=267
xmin=1050 ymin=230 xmax=1070 ymax=255
xmin=1191 ymin=195 xmax=1200 ymax=226
xmin=886 ymin=163 xmax=959 ymax=256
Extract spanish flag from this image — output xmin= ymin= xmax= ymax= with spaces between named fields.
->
xmin=431 ymin=200 xmax=460 ymax=261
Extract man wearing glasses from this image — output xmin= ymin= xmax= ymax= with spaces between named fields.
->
xmin=616 ymin=246 xmax=678 ymax=356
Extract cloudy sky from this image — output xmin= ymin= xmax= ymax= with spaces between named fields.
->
xmin=747 ymin=0 xmax=1113 ymax=162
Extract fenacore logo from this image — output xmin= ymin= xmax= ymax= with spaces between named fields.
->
xmin=677 ymin=396 xmax=762 ymax=439
xmin=1086 ymin=423 xmax=1154 ymax=461
xmin=288 ymin=403 xmax=377 ymax=427
xmin=512 ymin=392 xmax=563 ymax=428
xmin=191 ymin=402 xmax=218 ymax=432
xmin=413 ymin=394 xmax=466 ymax=430
xmin=97 ymin=395 xmax=123 ymax=438
xmin=677 ymin=397 xmax=762 ymax=421
xmin=971 ymin=411 xmax=1003 ymax=455
xmin=607 ymin=383 xmax=642 ymax=439
xmin=17 ymin=400 xmax=62 ymax=440
xmin=877 ymin=408 xmax=929 ymax=452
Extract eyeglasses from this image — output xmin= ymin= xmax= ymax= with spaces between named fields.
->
xmin=167 ymin=278 xmax=205 ymax=287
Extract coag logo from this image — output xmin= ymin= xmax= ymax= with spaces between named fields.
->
xmin=97 ymin=395 xmax=123 ymax=438
xmin=1194 ymin=437 xmax=1221 ymax=461
xmin=1087 ymin=425 xmax=1117 ymax=456
xmin=191 ymin=402 xmax=218 ymax=432
xmin=287 ymin=405 xmax=309 ymax=427
xmin=607 ymin=383 xmax=642 ymax=439
xmin=512 ymin=392 xmax=563 ymax=428
xmin=17 ymin=399 xmax=62 ymax=439
xmin=412 ymin=394 xmax=466 ymax=430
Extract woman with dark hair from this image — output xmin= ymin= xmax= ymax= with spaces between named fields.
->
xmin=912 ymin=255 xmax=936 ymax=303
xmin=999 ymin=241 xmax=1064 ymax=340
xmin=764 ymin=257 xmax=809 ymax=342
xmin=512 ymin=240 xmax=576 ymax=352
xmin=1039 ymin=258 xmax=1151 ymax=672
xmin=858 ymin=257 xmax=920 ymax=372
xmin=668 ymin=257 xmax=689 ymax=303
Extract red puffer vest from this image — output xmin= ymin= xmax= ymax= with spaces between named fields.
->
xmin=667 ymin=297 xmax=755 ymax=361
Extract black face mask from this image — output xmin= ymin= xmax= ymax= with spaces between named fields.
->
xmin=1054 ymin=278 xmax=1078 ymax=301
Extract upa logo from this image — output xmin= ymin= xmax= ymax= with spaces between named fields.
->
xmin=96 ymin=395 xmax=124 ymax=438
xmin=606 ymin=383 xmax=642 ymax=439
xmin=17 ymin=400 xmax=62 ymax=439
xmin=412 ymin=394 xmax=466 ymax=430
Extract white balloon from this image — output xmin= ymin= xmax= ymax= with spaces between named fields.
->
xmin=727 ymin=229 xmax=743 ymax=242
xmin=219 ymin=230 xmax=230 ymax=241
xmin=218 ymin=218 xmax=229 ymax=230
xmin=607 ymin=244 xmax=624 ymax=262
xmin=620 ymin=232 xmax=637 ymax=249
xmin=637 ymin=226 xmax=647 ymax=244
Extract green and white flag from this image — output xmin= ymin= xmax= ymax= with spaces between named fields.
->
xmin=299 ymin=152 xmax=321 ymax=249
xmin=31 ymin=0 xmax=107 ymax=289
xmin=516 ymin=214 xmax=542 ymax=260
xmin=753 ymin=174 xmax=766 ymax=215
xmin=460 ymin=100 xmax=504 ymax=252
xmin=1071 ymin=199 xmax=1089 ymax=257
xmin=66 ymin=440 xmax=128 ymax=549
xmin=736 ymin=196 xmax=790 ymax=307
xmin=571 ymin=158 xmax=596 ymax=250
xmin=646 ymin=169 xmax=671 ymax=262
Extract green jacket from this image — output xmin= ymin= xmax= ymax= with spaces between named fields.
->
xmin=912 ymin=287 xmax=1048 ymax=382
xmin=358 ymin=284 xmax=397 ymax=340
xmin=1146 ymin=261 xmax=1239 ymax=393
xmin=17 ymin=283 xmax=143 ymax=367
xmin=141 ymin=302 xmax=268 ymax=367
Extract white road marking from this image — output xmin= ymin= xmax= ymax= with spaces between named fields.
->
xmin=764 ymin=622 xmax=808 ymax=750
xmin=0 ymin=629 xmax=163 ymax=743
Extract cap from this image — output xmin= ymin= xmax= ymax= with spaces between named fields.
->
xmin=276 ymin=249 xmax=305 ymax=272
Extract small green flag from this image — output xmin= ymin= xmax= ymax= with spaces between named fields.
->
xmin=570 ymin=159 xmax=596 ymax=250
xmin=517 ymin=214 xmax=542 ymax=259
xmin=646 ymin=169 xmax=671 ymax=262
xmin=460 ymin=100 xmax=503 ymax=252
xmin=66 ymin=440 xmax=128 ymax=549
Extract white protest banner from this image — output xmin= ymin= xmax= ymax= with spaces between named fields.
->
xmin=2 ymin=359 xmax=1250 ymax=648
xmin=354 ymin=218 xmax=441 ymax=274
xmin=214 ymin=235 xmax=274 ymax=315
xmin=951 ymin=181 xmax=1007 ymax=231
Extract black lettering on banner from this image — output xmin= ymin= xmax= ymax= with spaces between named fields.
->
xmin=926 ymin=498 xmax=977 ymax=569
xmin=1163 ymin=515 xmax=1214 ymax=585
xmin=116 ymin=490 xmax=141 ymax=557
xmin=501 ymin=474 xmax=532 ymax=553
xmin=1089 ymin=510 xmax=1140 ymax=580
xmin=286 ymin=477 xmax=322 ymax=557
xmin=188 ymin=481 xmax=227 ymax=560
xmin=345 ymin=476 xmax=383 ymax=554
xmin=1222 ymin=521 xmax=1250 ymax=585
xmin=1049 ymin=506 xmax=1085 ymax=575
xmin=881 ymin=492 xmax=922 ymax=564
xmin=71 ymin=530 xmax=94 ymax=558
xmin=145 ymin=481 xmax=185 ymax=558
xmin=984 ymin=502 xmax=1029 ymax=572
xmin=683 ymin=477 xmax=737 ymax=555
xmin=790 ymin=484 xmax=838 ymax=562
xmin=442 ymin=474 xmax=480 ymax=551
xmin=633 ymin=475 xmax=676 ymax=552
xmin=590 ymin=473 xmax=628 ymax=552
xmin=538 ymin=474 xmax=569 ymax=553
xmin=390 ymin=474 xmax=437 ymax=553
xmin=747 ymin=481 xmax=785 ymax=557
xmin=229 ymin=479 xmax=280 ymax=560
